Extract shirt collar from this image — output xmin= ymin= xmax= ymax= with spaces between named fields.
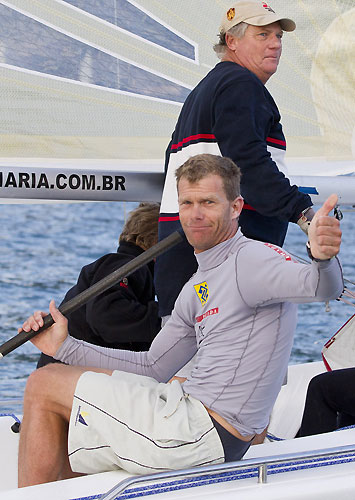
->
xmin=195 ymin=229 xmax=243 ymax=271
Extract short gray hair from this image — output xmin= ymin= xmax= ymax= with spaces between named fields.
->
xmin=213 ymin=22 xmax=248 ymax=59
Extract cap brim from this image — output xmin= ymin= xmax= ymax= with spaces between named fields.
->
xmin=245 ymin=14 xmax=296 ymax=32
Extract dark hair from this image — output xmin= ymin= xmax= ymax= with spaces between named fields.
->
xmin=175 ymin=154 xmax=241 ymax=200
xmin=119 ymin=202 xmax=160 ymax=250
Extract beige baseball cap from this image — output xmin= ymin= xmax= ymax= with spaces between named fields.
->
xmin=220 ymin=1 xmax=296 ymax=34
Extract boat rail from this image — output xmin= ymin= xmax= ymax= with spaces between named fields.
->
xmin=100 ymin=444 xmax=355 ymax=500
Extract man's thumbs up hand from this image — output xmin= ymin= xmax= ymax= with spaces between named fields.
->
xmin=307 ymin=194 xmax=342 ymax=261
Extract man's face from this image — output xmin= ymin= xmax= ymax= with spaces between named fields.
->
xmin=225 ymin=22 xmax=283 ymax=83
xmin=178 ymin=174 xmax=243 ymax=253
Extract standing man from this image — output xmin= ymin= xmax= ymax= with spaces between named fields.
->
xmin=156 ymin=0 xmax=314 ymax=319
xmin=18 ymin=154 xmax=342 ymax=486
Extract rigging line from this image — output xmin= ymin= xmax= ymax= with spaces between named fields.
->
xmin=338 ymin=297 xmax=355 ymax=308
xmin=283 ymin=248 xmax=355 ymax=287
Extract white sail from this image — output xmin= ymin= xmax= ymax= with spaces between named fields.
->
xmin=0 ymin=0 xmax=354 ymax=202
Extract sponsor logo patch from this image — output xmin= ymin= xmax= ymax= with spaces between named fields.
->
xmin=75 ymin=405 xmax=89 ymax=427
xmin=198 ymin=324 xmax=206 ymax=342
xmin=120 ymin=277 xmax=128 ymax=288
xmin=194 ymin=281 xmax=209 ymax=306
xmin=227 ymin=7 xmax=235 ymax=21
xmin=264 ymin=242 xmax=292 ymax=261
xmin=196 ymin=307 xmax=219 ymax=323
xmin=262 ymin=2 xmax=275 ymax=13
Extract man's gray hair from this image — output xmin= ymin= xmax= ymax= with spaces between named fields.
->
xmin=213 ymin=22 xmax=248 ymax=59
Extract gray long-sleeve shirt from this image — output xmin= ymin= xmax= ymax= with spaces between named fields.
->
xmin=55 ymin=230 xmax=343 ymax=436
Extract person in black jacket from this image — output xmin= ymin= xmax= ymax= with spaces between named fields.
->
xmin=297 ymin=368 xmax=355 ymax=437
xmin=37 ymin=202 xmax=161 ymax=367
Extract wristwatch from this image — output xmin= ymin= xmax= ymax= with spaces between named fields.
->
xmin=297 ymin=207 xmax=314 ymax=235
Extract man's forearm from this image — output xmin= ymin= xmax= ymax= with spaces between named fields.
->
xmin=313 ymin=257 xmax=343 ymax=302
xmin=54 ymin=335 xmax=151 ymax=373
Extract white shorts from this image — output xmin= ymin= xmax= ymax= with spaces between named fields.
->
xmin=68 ymin=370 xmax=224 ymax=475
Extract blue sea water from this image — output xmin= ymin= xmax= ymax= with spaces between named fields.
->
xmin=0 ymin=202 xmax=354 ymax=412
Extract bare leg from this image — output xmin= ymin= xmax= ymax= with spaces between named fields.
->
xmin=251 ymin=426 xmax=268 ymax=445
xmin=59 ymin=453 xmax=85 ymax=481
xmin=18 ymin=363 xmax=112 ymax=487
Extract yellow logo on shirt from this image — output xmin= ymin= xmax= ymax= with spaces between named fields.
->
xmin=194 ymin=281 xmax=209 ymax=306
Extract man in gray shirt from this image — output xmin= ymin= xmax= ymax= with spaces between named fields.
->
xmin=18 ymin=154 xmax=343 ymax=486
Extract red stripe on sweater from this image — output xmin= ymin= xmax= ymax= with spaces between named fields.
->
xmin=159 ymin=216 xmax=180 ymax=222
xmin=171 ymin=134 xmax=216 ymax=151
xmin=266 ymin=136 xmax=286 ymax=147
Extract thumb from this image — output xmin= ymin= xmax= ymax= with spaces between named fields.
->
xmin=49 ymin=299 xmax=66 ymax=324
xmin=317 ymin=193 xmax=338 ymax=217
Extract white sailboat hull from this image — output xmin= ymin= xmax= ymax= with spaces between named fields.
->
xmin=2 ymin=420 xmax=355 ymax=500
xmin=2 ymin=362 xmax=355 ymax=500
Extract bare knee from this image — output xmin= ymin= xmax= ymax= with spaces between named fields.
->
xmin=24 ymin=365 xmax=55 ymax=402
xmin=24 ymin=364 xmax=113 ymax=419
xmin=23 ymin=364 xmax=74 ymax=418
